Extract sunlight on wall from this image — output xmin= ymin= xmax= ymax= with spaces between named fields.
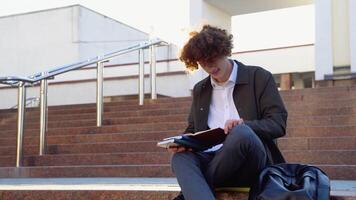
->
xmin=231 ymin=5 xmax=315 ymax=52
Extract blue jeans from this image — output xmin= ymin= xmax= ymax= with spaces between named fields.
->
xmin=171 ymin=124 xmax=268 ymax=200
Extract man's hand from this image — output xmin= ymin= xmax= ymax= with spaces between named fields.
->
xmin=224 ymin=118 xmax=244 ymax=134
xmin=167 ymin=146 xmax=192 ymax=153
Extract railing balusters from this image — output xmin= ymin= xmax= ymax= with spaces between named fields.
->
xmin=0 ymin=40 xmax=167 ymax=166
xmin=39 ymin=74 xmax=48 ymax=156
xmin=139 ymin=48 xmax=145 ymax=105
xmin=149 ymin=44 xmax=157 ymax=100
xmin=96 ymin=60 xmax=104 ymax=127
xmin=16 ymin=81 xmax=26 ymax=167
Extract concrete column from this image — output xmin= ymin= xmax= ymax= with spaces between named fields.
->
xmin=187 ymin=0 xmax=232 ymax=89
xmin=331 ymin=0 xmax=350 ymax=69
xmin=293 ymin=78 xmax=305 ymax=89
xmin=280 ymin=73 xmax=293 ymax=90
xmin=350 ymin=0 xmax=356 ymax=73
xmin=315 ymin=0 xmax=333 ymax=80
xmin=189 ymin=0 xmax=231 ymax=32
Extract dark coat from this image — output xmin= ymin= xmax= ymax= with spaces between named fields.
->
xmin=185 ymin=60 xmax=288 ymax=164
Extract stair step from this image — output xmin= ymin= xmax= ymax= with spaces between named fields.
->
xmin=0 ymin=131 xmax=179 ymax=147
xmin=0 ymin=122 xmax=188 ymax=137
xmin=1 ymin=97 xmax=356 ymax=121
xmin=0 ymin=114 xmax=188 ymax=130
xmin=0 ymin=165 xmax=173 ymax=178
xmin=22 ymin=152 xmax=171 ymax=167
xmin=283 ymin=150 xmax=356 ymax=165
xmin=0 ymin=164 xmax=354 ymax=179
xmin=0 ymin=141 xmax=166 ymax=156
xmin=278 ymin=136 xmax=356 ymax=150
xmin=1 ymin=123 xmax=356 ymax=138
xmin=0 ymin=133 xmax=354 ymax=151
xmin=0 ymin=178 xmax=353 ymax=200
xmin=3 ymin=113 xmax=356 ymax=130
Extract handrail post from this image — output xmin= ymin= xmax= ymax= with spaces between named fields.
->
xmin=96 ymin=60 xmax=104 ymax=127
xmin=16 ymin=81 xmax=26 ymax=167
xmin=139 ymin=48 xmax=145 ymax=105
xmin=149 ymin=44 xmax=157 ymax=100
xmin=39 ymin=74 xmax=48 ymax=156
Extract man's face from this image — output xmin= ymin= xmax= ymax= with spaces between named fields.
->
xmin=198 ymin=56 xmax=230 ymax=83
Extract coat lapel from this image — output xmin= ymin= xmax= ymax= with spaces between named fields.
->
xmin=197 ymin=77 xmax=212 ymax=130
xmin=232 ymin=61 xmax=250 ymax=120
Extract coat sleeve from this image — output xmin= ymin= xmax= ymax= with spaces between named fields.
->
xmin=184 ymin=84 xmax=198 ymax=134
xmin=244 ymin=70 xmax=288 ymax=140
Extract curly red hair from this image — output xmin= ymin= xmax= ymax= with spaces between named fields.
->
xmin=179 ymin=25 xmax=233 ymax=71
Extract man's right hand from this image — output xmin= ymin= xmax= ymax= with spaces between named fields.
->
xmin=167 ymin=146 xmax=192 ymax=153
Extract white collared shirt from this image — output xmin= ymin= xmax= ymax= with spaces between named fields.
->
xmin=205 ymin=60 xmax=240 ymax=152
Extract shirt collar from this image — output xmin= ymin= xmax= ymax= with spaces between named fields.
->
xmin=211 ymin=59 xmax=238 ymax=88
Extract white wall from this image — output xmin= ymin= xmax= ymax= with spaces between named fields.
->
xmin=350 ymin=0 xmax=356 ymax=73
xmin=232 ymin=45 xmax=315 ymax=74
xmin=77 ymin=6 xmax=148 ymax=65
xmin=332 ymin=0 xmax=350 ymax=67
xmin=202 ymin=1 xmax=231 ymax=33
xmin=0 ymin=6 xmax=79 ymax=77
xmin=315 ymin=0 xmax=333 ymax=80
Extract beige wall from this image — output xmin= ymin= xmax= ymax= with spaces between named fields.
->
xmin=350 ymin=0 xmax=356 ymax=73
xmin=332 ymin=0 xmax=350 ymax=67
xmin=0 ymin=6 xmax=79 ymax=77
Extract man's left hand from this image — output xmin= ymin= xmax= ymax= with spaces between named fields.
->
xmin=224 ymin=118 xmax=244 ymax=134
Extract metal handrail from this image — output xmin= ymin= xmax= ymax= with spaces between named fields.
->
xmin=0 ymin=76 xmax=33 ymax=85
xmin=0 ymin=38 xmax=167 ymax=167
xmin=11 ymin=97 xmax=40 ymax=109
xmin=0 ymin=38 xmax=166 ymax=85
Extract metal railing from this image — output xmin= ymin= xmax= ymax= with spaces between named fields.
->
xmin=0 ymin=38 xmax=167 ymax=167
xmin=11 ymin=97 xmax=40 ymax=109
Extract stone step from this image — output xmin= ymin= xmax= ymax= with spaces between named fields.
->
xmin=1 ymin=124 xmax=355 ymax=143
xmin=0 ymin=122 xmax=188 ymax=137
xmin=22 ymin=152 xmax=171 ymax=167
xmin=0 ymin=165 xmax=173 ymax=178
xmin=279 ymin=85 xmax=356 ymax=95
xmin=1 ymin=95 xmax=356 ymax=120
xmin=0 ymin=122 xmax=356 ymax=137
xmin=0 ymin=164 xmax=354 ymax=179
xmin=0 ymin=131 xmax=354 ymax=151
xmin=278 ymin=136 xmax=356 ymax=151
xmin=0 ymin=131 xmax=179 ymax=147
xmin=2 ymin=101 xmax=356 ymax=129
xmin=286 ymin=125 xmax=356 ymax=137
xmin=0 ymin=142 xmax=354 ymax=165
xmin=4 ymin=101 xmax=192 ymax=116
xmin=287 ymin=114 xmax=356 ymax=126
xmin=0 ymin=178 xmax=353 ymax=200
xmin=0 ymin=107 xmax=191 ymax=126
xmin=20 ymin=150 xmax=356 ymax=167
xmin=0 ymin=141 xmax=166 ymax=156
xmin=283 ymin=150 xmax=356 ymax=165
xmin=1 ymin=85 xmax=355 ymax=115
xmin=2 ymin=112 xmax=356 ymax=130
xmin=0 ymin=97 xmax=192 ymax=114
xmin=286 ymin=91 xmax=356 ymax=103
xmin=0 ymin=114 xmax=188 ymax=130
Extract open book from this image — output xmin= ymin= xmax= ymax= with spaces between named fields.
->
xmin=157 ymin=128 xmax=226 ymax=151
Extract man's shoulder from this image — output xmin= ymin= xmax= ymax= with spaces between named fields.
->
xmin=192 ymin=75 xmax=210 ymax=92
xmin=236 ymin=60 xmax=271 ymax=76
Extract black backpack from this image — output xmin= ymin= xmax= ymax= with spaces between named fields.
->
xmin=249 ymin=163 xmax=330 ymax=200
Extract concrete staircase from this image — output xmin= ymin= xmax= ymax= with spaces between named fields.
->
xmin=0 ymin=85 xmax=355 ymax=199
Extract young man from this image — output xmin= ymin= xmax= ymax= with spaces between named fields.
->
xmin=169 ymin=25 xmax=288 ymax=200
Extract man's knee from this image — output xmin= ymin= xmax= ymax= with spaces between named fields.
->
xmin=171 ymin=152 xmax=196 ymax=173
xmin=226 ymin=124 xmax=255 ymax=144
